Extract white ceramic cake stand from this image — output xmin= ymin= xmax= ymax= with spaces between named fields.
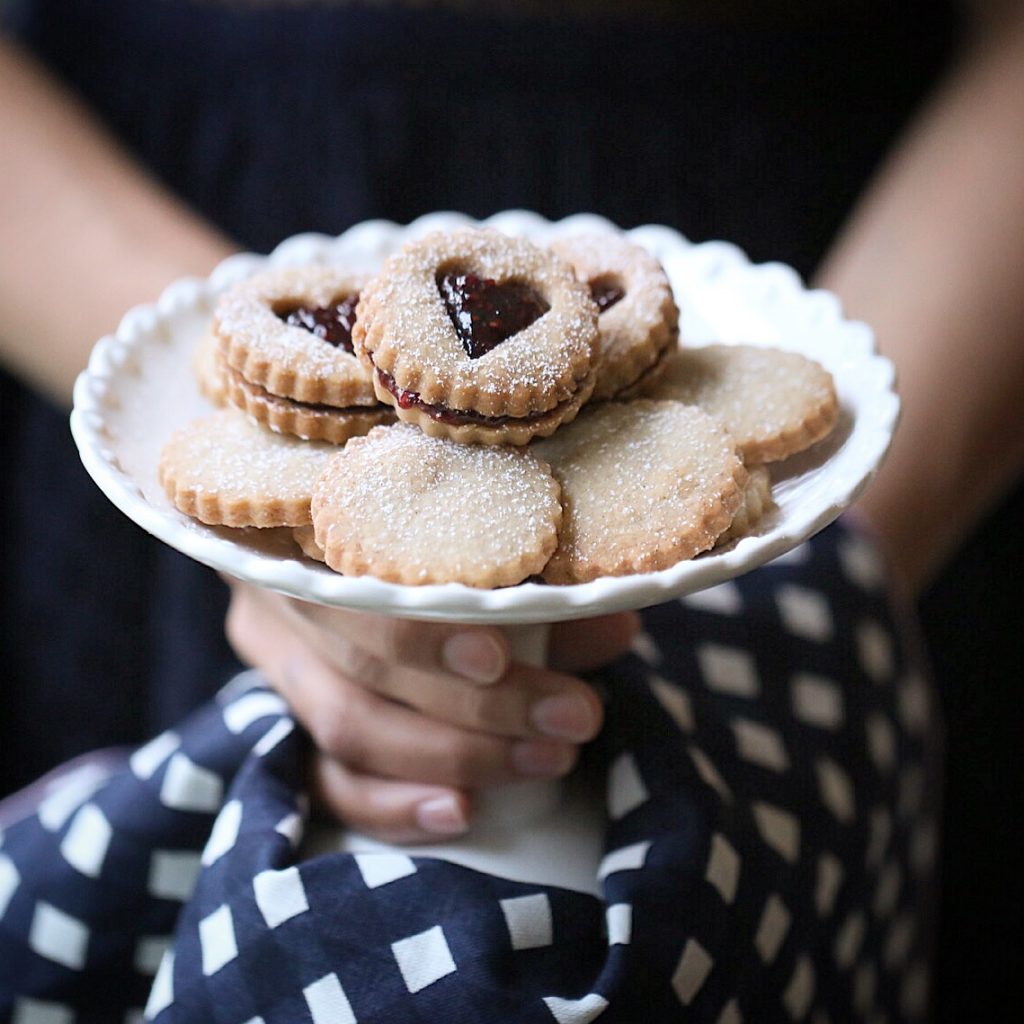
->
xmin=70 ymin=211 xmax=899 ymax=894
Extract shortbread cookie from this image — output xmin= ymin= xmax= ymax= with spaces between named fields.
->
xmin=311 ymin=424 xmax=562 ymax=586
xmin=641 ymin=344 xmax=839 ymax=463
xmin=550 ymin=232 xmax=679 ymax=400
xmin=159 ymin=408 xmax=337 ymax=527
xmin=193 ymin=327 xmax=228 ymax=407
xmin=352 ymin=228 xmax=600 ymax=445
xmin=535 ymin=400 xmax=747 ymax=583
xmin=716 ymin=465 xmax=775 ymax=547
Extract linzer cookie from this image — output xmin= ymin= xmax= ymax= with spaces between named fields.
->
xmin=642 ymin=344 xmax=839 ymax=463
xmin=311 ymin=424 xmax=562 ymax=586
xmin=352 ymin=228 xmax=600 ymax=445
xmin=535 ymin=400 xmax=747 ymax=583
xmin=159 ymin=408 xmax=336 ymax=527
xmin=214 ymin=266 xmax=393 ymax=443
xmin=550 ymin=232 xmax=679 ymax=400
xmin=223 ymin=374 xmax=394 ymax=446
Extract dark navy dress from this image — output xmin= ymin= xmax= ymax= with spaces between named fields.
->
xmin=4 ymin=1 xmax=1014 ymax=1020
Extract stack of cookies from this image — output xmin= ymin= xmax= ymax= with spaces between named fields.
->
xmin=160 ymin=227 xmax=839 ymax=587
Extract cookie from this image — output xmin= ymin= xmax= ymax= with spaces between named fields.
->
xmin=550 ymin=232 xmax=679 ymax=401
xmin=311 ymin=424 xmax=562 ymax=586
xmin=535 ymin=399 xmax=747 ymax=583
xmin=641 ymin=344 xmax=839 ymax=463
xmin=716 ymin=464 xmax=775 ymax=547
xmin=222 ymin=364 xmax=395 ymax=444
xmin=159 ymin=408 xmax=337 ymax=527
xmin=352 ymin=228 xmax=600 ymax=445
xmin=214 ymin=265 xmax=391 ymax=442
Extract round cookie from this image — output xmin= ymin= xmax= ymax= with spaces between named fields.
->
xmin=535 ymin=399 xmax=747 ymax=584
xmin=311 ymin=424 xmax=563 ymax=586
xmin=159 ymin=408 xmax=337 ymax=528
xmin=352 ymin=228 xmax=600 ymax=445
xmin=550 ymin=232 xmax=679 ymax=401
xmin=641 ymin=344 xmax=839 ymax=463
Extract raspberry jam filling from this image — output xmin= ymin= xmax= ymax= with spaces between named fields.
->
xmin=279 ymin=295 xmax=360 ymax=354
xmin=376 ymin=369 xmax=573 ymax=428
xmin=227 ymin=365 xmax=383 ymax=415
xmin=437 ymin=272 xmax=549 ymax=359
xmin=589 ymin=276 xmax=625 ymax=313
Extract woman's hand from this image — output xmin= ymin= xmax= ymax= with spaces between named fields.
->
xmin=225 ymin=580 xmax=638 ymax=843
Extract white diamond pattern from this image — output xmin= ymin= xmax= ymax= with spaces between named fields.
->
xmin=697 ymin=644 xmax=760 ymax=697
xmin=392 ymin=925 xmax=456 ymax=994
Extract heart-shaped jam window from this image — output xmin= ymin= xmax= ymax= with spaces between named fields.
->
xmin=437 ymin=272 xmax=550 ymax=359
xmin=279 ymin=294 xmax=360 ymax=354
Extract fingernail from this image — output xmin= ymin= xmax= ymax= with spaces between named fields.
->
xmin=531 ymin=693 xmax=597 ymax=742
xmin=511 ymin=739 xmax=577 ymax=778
xmin=415 ymin=795 xmax=469 ymax=836
xmin=442 ymin=633 xmax=505 ymax=684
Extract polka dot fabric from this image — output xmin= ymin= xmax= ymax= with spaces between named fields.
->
xmin=0 ymin=521 xmax=939 ymax=1023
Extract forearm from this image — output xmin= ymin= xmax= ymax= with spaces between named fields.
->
xmin=0 ymin=36 xmax=236 ymax=407
xmin=818 ymin=8 xmax=1024 ymax=595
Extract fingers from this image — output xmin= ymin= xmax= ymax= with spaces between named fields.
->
xmin=283 ymin=653 xmax=579 ymax=790
xmin=273 ymin=598 xmax=605 ymax=743
xmin=311 ymin=757 xmax=472 ymax=844
xmin=225 ymin=581 xmax=616 ymax=844
xmin=300 ymin=655 xmax=603 ymax=743
xmin=287 ymin=602 xmax=511 ymax=685
xmin=228 ymin=582 xmax=600 ymax=758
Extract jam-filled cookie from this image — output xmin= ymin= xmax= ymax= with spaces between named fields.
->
xmin=550 ymin=232 xmax=679 ymax=400
xmin=159 ymin=408 xmax=337 ymax=528
xmin=641 ymin=344 xmax=839 ymax=463
xmin=214 ymin=266 xmax=393 ymax=443
xmin=535 ymin=399 xmax=747 ymax=583
xmin=311 ymin=424 xmax=562 ymax=586
xmin=352 ymin=228 xmax=600 ymax=445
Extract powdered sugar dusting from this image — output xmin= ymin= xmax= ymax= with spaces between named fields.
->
xmin=216 ymin=265 xmax=377 ymax=405
xmin=645 ymin=345 xmax=838 ymax=463
xmin=159 ymin=409 xmax=337 ymax=527
xmin=354 ymin=228 xmax=599 ymax=419
xmin=550 ymin=232 xmax=680 ymax=400
xmin=312 ymin=424 xmax=561 ymax=586
xmin=536 ymin=400 xmax=745 ymax=583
